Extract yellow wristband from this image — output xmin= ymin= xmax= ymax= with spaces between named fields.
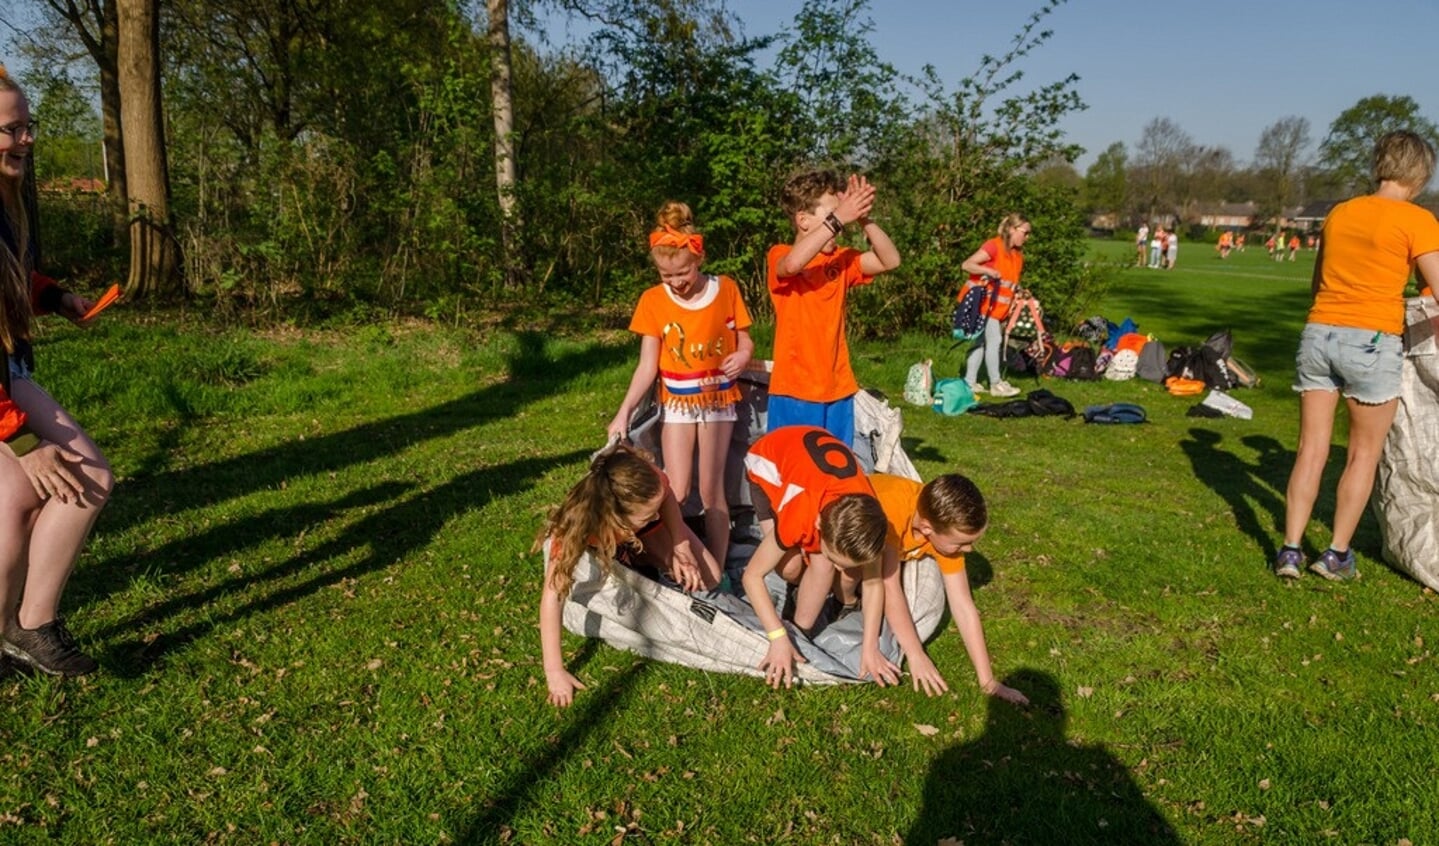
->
xmin=766 ymin=627 xmax=787 ymax=641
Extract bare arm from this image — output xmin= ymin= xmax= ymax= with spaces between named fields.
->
xmin=941 ymin=570 xmax=1028 ymax=704
xmin=720 ymin=328 xmax=754 ymax=380
xmin=742 ymin=532 xmax=807 ymax=688
xmin=1417 ymin=251 xmax=1439 ymax=304
xmin=857 ymin=556 xmax=900 ymax=686
xmin=1310 ymin=241 xmax=1326 ymax=298
xmin=880 ymin=548 xmax=947 ymax=695
xmin=858 ymin=218 xmax=902 ymax=277
xmin=657 ymin=484 xmax=706 ymax=591
xmin=539 ymin=551 xmax=587 ymax=707
xmin=960 ymin=246 xmax=1000 ymax=280
xmin=607 ymin=335 xmax=661 ymax=439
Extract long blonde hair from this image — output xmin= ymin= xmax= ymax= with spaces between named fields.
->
xmin=0 ymin=65 xmax=34 ymax=355
xmin=535 ymin=445 xmax=665 ymax=599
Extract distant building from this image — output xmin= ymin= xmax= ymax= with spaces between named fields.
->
xmin=1193 ymin=202 xmax=1257 ymax=229
xmin=39 ymin=177 xmax=106 ymax=195
xmin=1293 ymin=200 xmax=1340 ymax=233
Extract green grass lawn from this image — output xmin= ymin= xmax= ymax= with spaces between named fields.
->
xmin=3 ymin=243 xmax=1436 ymax=845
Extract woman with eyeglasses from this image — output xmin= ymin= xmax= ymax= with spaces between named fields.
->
xmin=0 ymin=65 xmax=113 ymax=677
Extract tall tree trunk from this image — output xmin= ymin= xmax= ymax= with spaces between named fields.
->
xmin=98 ymin=0 xmax=128 ymax=246
xmin=487 ymin=0 xmax=525 ymax=288
xmin=47 ymin=0 xmax=129 ymax=247
xmin=117 ymin=0 xmax=180 ymax=297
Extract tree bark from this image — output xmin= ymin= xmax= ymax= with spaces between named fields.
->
xmin=47 ymin=0 xmax=129 ymax=246
xmin=487 ymin=0 xmax=526 ymax=288
xmin=116 ymin=0 xmax=180 ymax=297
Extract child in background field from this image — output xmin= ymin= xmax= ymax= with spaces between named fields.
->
xmin=742 ymin=425 xmax=899 ymax=690
xmin=608 ymin=201 xmax=754 ymax=566
xmin=1148 ymin=228 xmax=1163 ymax=268
xmin=960 ymin=213 xmax=1031 ymax=397
xmin=767 ymin=170 xmax=901 ymax=447
xmin=536 ymin=445 xmax=721 ymax=707
xmin=1164 ymin=227 xmax=1179 ymax=269
xmin=868 ymin=472 xmax=1029 ymax=703
xmin=1287 ymin=234 xmax=1301 ymax=261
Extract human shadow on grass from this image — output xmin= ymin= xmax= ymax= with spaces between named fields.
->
xmin=1180 ymin=429 xmax=1348 ymax=564
xmin=455 ymin=649 xmax=649 ymax=844
xmin=93 ymin=331 xmax=630 ymax=538
xmin=905 ymin=669 xmax=1180 ymax=846
xmin=97 ymin=448 xmax=589 ymax=678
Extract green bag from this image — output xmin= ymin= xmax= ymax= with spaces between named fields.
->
xmin=932 ymin=378 xmax=976 ymax=416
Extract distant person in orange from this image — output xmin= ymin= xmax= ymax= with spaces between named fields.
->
xmin=1265 ymin=234 xmax=1277 ymax=258
xmin=741 ymin=426 xmax=898 ymax=690
xmin=1275 ymin=130 xmax=1439 ymax=582
xmin=1288 ymin=234 xmax=1301 ymax=261
xmin=1217 ymin=230 xmax=1233 ymax=259
xmin=767 ymin=170 xmax=901 ymax=447
xmin=1236 ymin=232 xmax=1247 ymax=252
xmin=960 ymin=213 xmax=1031 ymax=397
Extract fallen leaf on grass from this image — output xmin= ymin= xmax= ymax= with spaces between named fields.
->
xmin=1258 ymin=779 xmax=1271 ymax=790
xmin=1077 ymin=686 xmax=1094 ymax=699
xmin=766 ymin=708 xmax=786 ymax=726
xmin=913 ymin=724 xmax=939 ymax=737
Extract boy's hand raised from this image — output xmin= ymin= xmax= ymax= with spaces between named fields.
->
xmin=833 ymin=174 xmax=876 ymax=225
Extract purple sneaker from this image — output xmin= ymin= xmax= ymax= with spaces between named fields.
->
xmin=1309 ymin=548 xmax=1358 ymax=582
xmin=1272 ymin=547 xmax=1304 ymax=579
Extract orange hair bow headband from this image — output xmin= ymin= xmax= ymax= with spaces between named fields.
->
xmin=649 ymin=227 xmax=703 ymax=256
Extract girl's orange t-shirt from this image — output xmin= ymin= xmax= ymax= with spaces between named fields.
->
xmin=958 ymin=237 xmax=1023 ymax=321
xmin=629 ymin=274 xmax=753 ymax=410
xmin=1308 ymin=195 xmax=1439 ymax=335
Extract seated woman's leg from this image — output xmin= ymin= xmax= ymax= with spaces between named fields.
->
xmin=9 ymin=379 xmax=113 ymax=629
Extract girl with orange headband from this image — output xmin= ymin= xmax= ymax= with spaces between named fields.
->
xmin=607 ymin=201 xmax=754 ymax=569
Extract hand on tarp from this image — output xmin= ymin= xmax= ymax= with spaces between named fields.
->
xmin=667 ymin=538 xmax=705 ymax=592
xmin=860 ymin=646 xmax=901 ymax=687
xmin=546 ymin=668 xmax=587 ymax=708
xmin=907 ymin=653 xmax=949 ymax=697
xmin=759 ymin=637 xmax=805 ymax=689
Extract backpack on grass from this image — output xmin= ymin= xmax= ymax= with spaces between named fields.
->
xmin=904 ymin=360 xmax=934 ymax=406
xmin=1083 ymin=403 xmax=1147 ymax=424
xmin=951 ymin=281 xmax=996 ymax=341
xmin=932 ymin=378 xmax=977 ymax=416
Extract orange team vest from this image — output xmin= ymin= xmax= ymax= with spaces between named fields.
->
xmin=629 ymin=274 xmax=753 ymax=410
xmin=744 ymin=426 xmax=875 ymax=554
xmin=869 ymin=473 xmax=965 ymax=576
xmin=1308 ymin=195 xmax=1439 ymax=336
xmin=959 ymin=237 xmax=1023 ymax=321
xmin=766 ymin=244 xmax=873 ymax=403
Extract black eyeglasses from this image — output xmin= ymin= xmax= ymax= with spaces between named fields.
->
xmin=0 ymin=120 xmax=38 ymax=142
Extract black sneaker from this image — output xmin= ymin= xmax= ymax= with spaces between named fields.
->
xmin=1 ymin=618 xmax=98 ymax=677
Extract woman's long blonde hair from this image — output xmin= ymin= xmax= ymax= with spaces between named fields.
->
xmin=535 ymin=445 xmax=665 ymax=599
xmin=0 ymin=66 xmax=34 ymax=355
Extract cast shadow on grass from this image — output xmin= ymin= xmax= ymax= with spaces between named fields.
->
xmin=1179 ymin=429 xmax=1350 ymax=562
xmin=1110 ymin=283 xmax=1312 ymax=377
xmin=94 ymin=331 xmax=630 ymax=538
xmin=456 ymin=650 xmax=648 ymax=844
xmin=905 ymin=668 xmax=1180 ymax=846
xmin=95 ymin=449 xmax=589 ymax=678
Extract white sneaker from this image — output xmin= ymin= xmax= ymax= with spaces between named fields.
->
xmin=990 ymin=380 xmax=1021 ymax=398
xmin=967 ymin=379 xmax=985 ymax=394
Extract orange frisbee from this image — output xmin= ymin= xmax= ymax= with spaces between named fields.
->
xmin=80 ymin=284 xmax=122 ymax=322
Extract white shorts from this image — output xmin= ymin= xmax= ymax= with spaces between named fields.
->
xmin=661 ymin=402 xmax=738 ymax=425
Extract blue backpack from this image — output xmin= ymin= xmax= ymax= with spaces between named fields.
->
xmin=1082 ymin=403 xmax=1147 ymax=424
xmin=932 ymin=378 xmax=977 ymax=416
xmin=951 ymin=280 xmax=996 ymax=341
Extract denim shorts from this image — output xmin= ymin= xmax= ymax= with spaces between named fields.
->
xmin=6 ymin=354 xmax=32 ymax=382
xmin=1292 ymin=323 xmax=1403 ymax=404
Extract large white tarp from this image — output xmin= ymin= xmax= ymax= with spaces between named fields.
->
xmin=559 ymin=365 xmax=945 ymax=683
xmin=1372 ymin=296 xmax=1439 ymax=591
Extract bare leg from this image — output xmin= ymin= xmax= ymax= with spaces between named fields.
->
xmin=696 ymin=418 xmax=733 ymax=568
xmin=1283 ymin=389 xmax=1338 ymax=547
xmin=9 ymin=379 xmax=113 ymax=629
xmin=0 ymin=455 xmax=43 ymax=632
xmin=1330 ymin=396 xmax=1399 ymax=551
xmin=659 ymin=419 xmax=696 ymax=504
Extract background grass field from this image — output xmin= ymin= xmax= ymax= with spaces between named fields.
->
xmin=2 ymin=241 xmax=1435 ymax=845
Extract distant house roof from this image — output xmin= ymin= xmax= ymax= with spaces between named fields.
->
xmin=1294 ymin=200 xmax=1340 ymax=222
xmin=39 ymin=177 xmax=106 ymax=194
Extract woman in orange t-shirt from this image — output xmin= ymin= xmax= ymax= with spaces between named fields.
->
xmin=1275 ymin=131 xmax=1439 ymax=582
xmin=608 ymin=201 xmax=754 ymax=567
xmin=959 ymin=213 xmax=1030 ymax=398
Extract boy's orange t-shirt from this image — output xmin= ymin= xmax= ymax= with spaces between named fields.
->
xmin=744 ymin=425 xmax=875 ymax=554
xmin=629 ymin=274 xmax=753 ymax=410
xmin=766 ymin=244 xmax=873 ymax=403
xmin=1308 ymin=195 xmax=1439 ymax=336
xmin=869 ymin=473 xmax=965 ymax=576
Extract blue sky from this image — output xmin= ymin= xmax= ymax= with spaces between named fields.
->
xmin=539 ymin=0 xmax=1439 ymax=171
